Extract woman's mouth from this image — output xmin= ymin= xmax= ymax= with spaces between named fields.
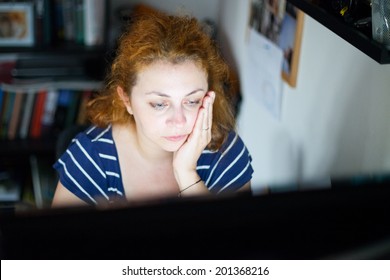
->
xmin=164 ymin=135 xmax=187 ymax=142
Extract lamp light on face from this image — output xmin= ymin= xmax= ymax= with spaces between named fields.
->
xmin=124 ymin=60 xmax=208 ymax=152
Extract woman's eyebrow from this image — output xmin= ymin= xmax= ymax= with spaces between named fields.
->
xmin=145 ymin=89 xmax=205 ymax=97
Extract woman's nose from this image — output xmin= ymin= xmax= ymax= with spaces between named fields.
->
xmin=167 ymin=107 xmax=186 ymax=127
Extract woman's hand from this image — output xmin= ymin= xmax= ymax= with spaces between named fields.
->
xmin=173 ymin=91 xmax=215 ymax=189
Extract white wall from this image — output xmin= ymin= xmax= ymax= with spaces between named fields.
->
xmin=218 ymin=0 xmax=390 ymax=193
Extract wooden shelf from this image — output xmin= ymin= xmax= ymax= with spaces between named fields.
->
xmin=0 ymin=43 xmax=108 ymax=55
xmin=289 ymin=0 xmax=390 ymax=64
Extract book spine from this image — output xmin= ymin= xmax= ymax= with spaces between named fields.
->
xmin=30 ymin=90 xmax=47 ymax=139
xmin=19 ymin=91 xmax=36 ymax=139
xmin=35 ymin=0 xmax=45 ymax=46
xmin=53 ymin=89 xmax=71 ymax=132
xmin=1 ymin=91 xmax=15 ymax=140
xmin=0 ymin=90 xmax=9 ymax=139
xmin=0 ymin=87 xmax=4 ymax=117
xmin=41 ymin=89 xmax=59 ymax=137
xmin=62 ymin=0 xmax=76 ymax=42
xmin=65 ymin=90 xmax=81 ymax=127
xmin=7 ymin=92 xmax=24 ymax=140
xmin=83 ymin=0 xmax=106 ymax=46
xmin=0 ymin=81 xmax=101 ymax=139
xmin=43 ymin=0 xmax=52 ymax=45
xmin=53 ymin=0 xmax=65 ymax=43
xmin=75 ymin=0 xmax=85 ymax=44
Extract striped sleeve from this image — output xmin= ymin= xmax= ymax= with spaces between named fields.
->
xmin=197 ymin=131 xmax=254 ymax=194
xmin=53 ymin=126 xmax=123 ymax=205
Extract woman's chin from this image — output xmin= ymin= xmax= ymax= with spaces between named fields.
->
xmin=161 ymin=137 xmax=187 ymax=152
xmin=163 ymin=142 xmax=184 ymax=152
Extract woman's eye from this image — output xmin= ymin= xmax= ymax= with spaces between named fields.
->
xmin=185 ymin=99 xmax=201 ymax=107
xmin=150 ymin=102 xmax=168 ymax=111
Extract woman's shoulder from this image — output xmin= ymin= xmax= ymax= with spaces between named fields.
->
xmin=198 ymin=130 xmax=253 ymax=193
xmin=61 ymin=125 xmax=115 ymax=160
xmin=200 ymin=130 xmax=250 ymax=161
xmin=53 ymin=124 xmax=122 ymax=205
xmin=79 ymin=125 xmax=113 ymax=141
xmin=71 ymin=125 xmax=114 ymax=147
xmin=213 ymin=130 xmax=248 ymax=155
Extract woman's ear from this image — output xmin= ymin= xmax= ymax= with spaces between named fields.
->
xmin=117 ymin=86 xmax=133 ymax=115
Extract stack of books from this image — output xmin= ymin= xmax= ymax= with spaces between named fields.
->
xmin=0 ymin=80 xmax=102 ymax=140
xmin=35 ymin=0 xmax=107 ymax=47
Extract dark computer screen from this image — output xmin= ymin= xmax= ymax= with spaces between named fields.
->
xmin=1 ymin=181 xmax=390 ymax=259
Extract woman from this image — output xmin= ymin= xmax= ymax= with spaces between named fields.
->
xmin=52 ymin=12 xmax=253 ymax=207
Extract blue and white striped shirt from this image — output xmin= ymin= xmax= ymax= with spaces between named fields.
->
xmin=53 ymin=125 xmax=254 ymax=205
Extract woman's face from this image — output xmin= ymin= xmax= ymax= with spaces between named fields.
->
xmin=128 ymin=60 xmax=208 ymax=152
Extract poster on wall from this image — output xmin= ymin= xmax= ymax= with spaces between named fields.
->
xmin=0 ymin=2 xmax=35 ymax=47
xmin=246 ymin=28 xmax=283 ymax=120
xmin=248 ymin=0 xmax=304 ymax=87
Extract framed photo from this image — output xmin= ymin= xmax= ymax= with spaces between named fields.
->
xmin=249 ymin=0 xmax=304 ymax=87
xmin=0 ymin=2 xmax=34 ymax=47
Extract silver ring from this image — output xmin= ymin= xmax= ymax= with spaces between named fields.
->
xmin=203 ymin=127 xmax=209 ymax=131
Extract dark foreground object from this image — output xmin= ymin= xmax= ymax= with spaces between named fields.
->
xmin=1 ymin=181 xmax=390 ymax=259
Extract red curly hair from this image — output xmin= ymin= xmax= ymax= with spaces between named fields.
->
xmin=87 ymin=11 xmax=236 ymax=150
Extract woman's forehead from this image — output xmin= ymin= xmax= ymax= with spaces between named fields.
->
xmin=131 ymin=60 xmax=208 ymax=96
xmin=136 ymin=60 xmax=207 ymax=83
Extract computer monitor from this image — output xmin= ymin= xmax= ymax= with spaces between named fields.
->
xmin=1 ymin=180 xmax=390 ymax=259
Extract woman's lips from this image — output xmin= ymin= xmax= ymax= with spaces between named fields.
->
xmin=164 ymin=135 xmax=187 ymax=142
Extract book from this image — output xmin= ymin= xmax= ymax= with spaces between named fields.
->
xmin=62 ymin=0 xmax=76 ymax=42
xmin=0 ymin=80 xmax=102 ymax=139
xmin=33 ymin=0 xmax=53 ymax=46
xmin=53 ymin=0 xmax=65 ymax=43
xmin=65 ymin=89 xmax=81 ymax=127
xmin=7 ymin=91 xmax=24 ymax=140
xmin=0 ymin=87 xmax=4 ymax=118
xmin=0 ymin=90 xmax=8 ymax=139
xmin=75 ymin=0 xmax=85 ymax=44
xmin=41 ymin=89 xmax=59 ymax=137
xmin=19 ymin=91 xmax=36 ymax=139
xmin=35 ymin=0 xmax=45 ymax=46
xmin=83 ymin=0 xmax=106 ymax=46
xmin=30 ymin=90 xmax=47 ymax=139
xmin=53 ymin=89 xmax=71 ymax=132
xmin=1 ymin=91 xmax=15 ymax=140
xmin=42 ymin=0 xmax=52 ymax=45
xmin=0 ymin=59 xmax=16 ymax=84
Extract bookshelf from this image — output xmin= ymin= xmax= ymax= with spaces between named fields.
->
xmin=0 ymin=0 xmax=110 ymax=209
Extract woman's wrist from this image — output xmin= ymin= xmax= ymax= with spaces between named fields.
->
xmin=178 ymin=178 xmax=202 ymax=197
xmin=175 ymin=170 xmax=209 ymax=197
xmin=175 ymin=170 xmax=199 ymax=190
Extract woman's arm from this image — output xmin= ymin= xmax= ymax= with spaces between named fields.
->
xmin=173 ymin=91 xmax=215 ymax=196
xmin=238 ymin=181 xmax=251 ymax=192
xmin=51 ymin=181 xmax=89 ymax=208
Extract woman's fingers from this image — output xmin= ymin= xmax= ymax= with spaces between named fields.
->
xmin=202 ymin=91 xmax=214 ymax=130
xmin=188 ymin=91 xmax=214 ymax=144
xmin=208 ymin=91 xmax=215 ymax=131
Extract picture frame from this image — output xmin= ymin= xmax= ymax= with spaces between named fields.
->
xmin=249 ymin=0 xmax=304 ymax=87
xmin=0 ymin=2 xmax=34 ymax=47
